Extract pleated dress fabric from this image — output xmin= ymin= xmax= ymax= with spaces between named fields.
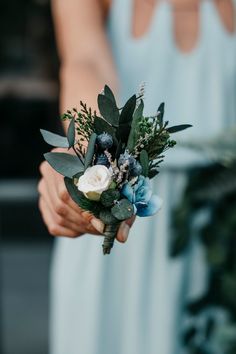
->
xmin=50 ymin=1 xmax=236 ymax=354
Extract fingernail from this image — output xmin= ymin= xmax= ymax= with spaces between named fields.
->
xmin=91 ymin=218 xmax=104 ymax=233
xmin=119 ymin=223 xmax=130 ymax=242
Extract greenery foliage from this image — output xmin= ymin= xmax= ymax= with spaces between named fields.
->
xmin=172 ymin=142 xmax=236 ymax=353
xmin=41 ymin=85 xmax=191 ymax=254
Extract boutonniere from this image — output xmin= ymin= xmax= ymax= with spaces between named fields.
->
xmin=41 ymin=85 xmax=191 ymax=254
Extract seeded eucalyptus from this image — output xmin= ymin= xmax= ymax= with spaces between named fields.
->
xmin=40 ymin=85 xmax=192 ymax=254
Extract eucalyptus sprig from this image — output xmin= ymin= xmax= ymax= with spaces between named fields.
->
xmin=40 ymin=84 xmax=192 ymax=254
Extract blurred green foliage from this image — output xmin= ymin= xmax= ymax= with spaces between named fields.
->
xmin=172 ymin=130 xmax=236 ymax=353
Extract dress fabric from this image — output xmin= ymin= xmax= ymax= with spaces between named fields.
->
xmin=50 ymin=1 xmax=236 ymax=354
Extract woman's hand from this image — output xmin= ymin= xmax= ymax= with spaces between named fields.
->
xmin=38 ymin=149 xmax=135 ymax=242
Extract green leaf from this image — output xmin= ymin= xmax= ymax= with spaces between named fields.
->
xmin=99 ymin=209 xmax=119 ymax=224
xmin=94 ymin=116 xmax=117 ymax=140
xmin=148 ymin=169 xmax=159 ymax=179
xmin=119 ymin=94 xmax=136 ymax=124
xmin=115 ymin=140 xmax=123 ymax=159
xmin=170 ymin=232 xmax=190 ymax=257
xmin=64 ymin=177 xmax=101 ymax=217
xmin=100 ymin=189 xmax=120 ymax=208
xmin=67 ymin=118 xmax=75 ymax=148
xmin=40 ymin=129 xmax=69 ymax=148
xmin=140 ymin=150 xmax=149 ymax=177
xmin=84 ymin=133 xmax=97 ymax=170
xmin=44 ymin=152 xmax=83 ymax=178
xmin=167 ymin=124 xmax=192 ymax=134
xmin=111 ymin=199 xmax=134 ymax=221
xmin=97 ymin=94 xmax=120 ymax=127
xmin=116 ymin=123 xmax=131 ymax=144
xmin=104 ymin=85 xmax=117 ymax=106
xmin=157 ymin=102 xmax=165 ymax=127
xmin=127 ymin=99 xmax=144 ymax=151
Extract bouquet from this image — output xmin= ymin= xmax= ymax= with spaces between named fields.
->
xmin=40 ymin=85 xmax=191 ymax=254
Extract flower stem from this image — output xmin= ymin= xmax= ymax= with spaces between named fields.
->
xmin=102 ymin=223 xmax=121 ymax=255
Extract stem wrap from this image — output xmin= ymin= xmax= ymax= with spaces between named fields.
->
xmin=102 ymin=223 xmax=121 ymax=255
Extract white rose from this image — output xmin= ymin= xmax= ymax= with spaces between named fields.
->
xmin=77 ymin=165 xmax=112 ymax=201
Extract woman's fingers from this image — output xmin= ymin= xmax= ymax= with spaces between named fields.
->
xmin=39 ymin=156 xmax=137 ymax=241
xmin=38 ymin=179 xmax=88 ymax=228
xmin=116 ymin=215 xmax=136 ymax=243
xmin=38 ymin=161 xmax=101 ymax=236
xmin=39 ymin=197 xmax=82 ymax=238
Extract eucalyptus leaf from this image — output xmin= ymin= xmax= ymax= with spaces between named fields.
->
xmin=84 ymin=133 xmax=97 ymax=170
xmin=140 ymin=150 xmax=149 ymax=177
xmin=99 ymin=209 xmax=119 ymax=225
xmin=111 ymin=199 xmax=134 ymax=221
xmin=116 ymin=123 xmax=131 ymax=144
xmin=148 ymin=169 xmax=159 ymax=179
xmin=127 ymin=99 xmax=144 ymax=151
xmin=157 ymin=102 xmax=165 ymax=127
xmin=94 ymin=116 xmax=117 ymax=141
xmin=64 ymin=177 xmax=101 ymax=217
xmin=67 ymin=118 xmax=75 ymax=148
xmin=115 ymin=140 xmax=123 ymax=159
xmin=167 ymin=124 xmax=192 ymax=134
xmin=104 ymin=85 xmax=117 ymax=106
xmin=44 ymin=152 xmax=83 ymax=178
xmin=100 ymin=189 xmax=120 ymax=208
xmin=119 ymin=94 xmax=136 ymax=124
xmin=40 ymin=129 xmax=69 ymax=148
xmin=97 ymin=94 xmax=120 ymax=127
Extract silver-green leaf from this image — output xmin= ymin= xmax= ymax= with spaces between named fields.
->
xmin=84 ymin=133 xmax=97 ymax=170
xmin=97 ymin=94 xmax=120 ymax=127
xmin=111 ymin=199 xmax=134 ymax=221
xmin=167 ymin=124 xmax=192 ymax=134
xmin=44 ymin=152 xmax=83 ymax=178
xmin=67 ymin=118 xmax=75 ymax=148
xmin=119 ymin=94 xmax=136 ymax=124
xmin=40 ymin=129 xmax=69 ymax=148
xmin=104 ymin=85 xmax=117 ymax=106
xmin=127 ymin=99 xmax=144 ymax=151
xmin=140 ymin=150 xmax=149 ymax=177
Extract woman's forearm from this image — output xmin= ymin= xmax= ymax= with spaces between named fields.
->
xmin=52 ymin=0 xmax=118 ymax=128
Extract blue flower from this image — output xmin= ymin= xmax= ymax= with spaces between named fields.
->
xmin=121 ymin=176 xmax=163 ymax=217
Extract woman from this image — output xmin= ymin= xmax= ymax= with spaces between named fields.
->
xmin=38 ymin=1 xmax=236 ymax=353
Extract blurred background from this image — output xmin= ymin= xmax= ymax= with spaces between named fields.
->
xmin=1 ymin=1 xmax=236 ymax=354
xmin=0 ymin=1 xmax=60 ymax=353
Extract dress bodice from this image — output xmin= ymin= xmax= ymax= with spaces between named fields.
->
xmin=108 ymin=0 xmax=236 ymax=167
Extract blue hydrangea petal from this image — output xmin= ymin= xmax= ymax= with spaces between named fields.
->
xmin=135 ymin=186 xmax=152 ymax=204
xmin=135 ymin=201 xmax=148 ymax=209
xmin=143 ymin=177 xmax=151 ymax=189
xmin=136 ymin=194 xmax=163 ymax=217
xmin=121 ymin=183 xmax=135 ymax=203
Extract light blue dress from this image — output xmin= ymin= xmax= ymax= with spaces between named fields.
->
xmin=50 ymin=1 xmax=236 ymax=354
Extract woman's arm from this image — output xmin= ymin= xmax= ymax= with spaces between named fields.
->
xmin=38 ymin=0 xmax=133 ymax=241
xmin=52 ymin=0 xmax=118 ymax=113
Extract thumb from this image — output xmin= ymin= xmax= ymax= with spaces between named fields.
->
xmin=116 ymin=215 xmax=136 ymax=243
xmin=90 ymin=218 xmax=104 ymax=234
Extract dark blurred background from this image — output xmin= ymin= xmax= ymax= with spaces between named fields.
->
xmin=0 ymin=1 xmax=60 ymax=353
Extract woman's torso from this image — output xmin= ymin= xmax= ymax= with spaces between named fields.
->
xmin=108 ymin=0 xmax=236 ymax=167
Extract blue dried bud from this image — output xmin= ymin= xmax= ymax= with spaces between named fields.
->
xmin=97 ymin=133 xmax=113 ymax=150
xmin=130 ymin=162 xmax=142 ymax=176
xmin=95 ymin=154 xmax=110 ymax=167
xmin=118 ymin=151 xmax=137 ymax=169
